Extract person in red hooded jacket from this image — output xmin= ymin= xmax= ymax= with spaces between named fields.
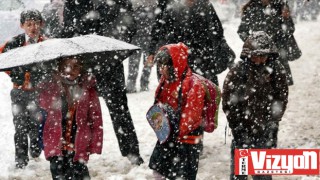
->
xmin=149 ymin=43 xmax=206 ymax=180
xmin=37 ymin=56 xmax=103 ymax=180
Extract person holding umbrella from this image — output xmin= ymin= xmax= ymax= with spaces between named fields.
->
xmin=36 ymin=56 xmax=103 ymax=180
xmin=0 ymin=9 xmax=46 ymax=169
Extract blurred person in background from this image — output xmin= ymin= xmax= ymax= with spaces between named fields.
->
xmin=41 ymin=0 xmax=64 ymax=38
xmin=126 ymin=0 xmax=157 ymax=93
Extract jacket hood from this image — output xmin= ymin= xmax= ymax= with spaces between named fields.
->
xmin=240 ymin=31 xmax=279 ymax=60
xmin=158 ymin=42 xmax=189 ymax=80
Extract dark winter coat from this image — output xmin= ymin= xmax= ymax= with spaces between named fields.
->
xmin=130 ymin=4 xmax=156 ymax=50
xmin=148 ymin=0 xmax=226 ymax=84
xmin=1 ymin=33 xmax=47 ymax=90
xmin=222 ymin=31 xmax=288 ymax=147
xmin=42 ymin=1 xmax=64 ymax=38
xmin=238 ymin=0 xmax=282 ymax=42
xmin=63 ymin=0 xmax=136 ymax=43
xmin=276 ymin=17 xmax=301 ymax=61
xmin=95 ymin=0 xmax=137 ymax=43
xmin=62 ymin=0 xmax=96 ymax=37
xmin=149 ymin=43 xmax=205 ymax=179
xmin=222 ymin=60 xmax=288 ymax=140
xmin=37 ymin=74 xmax=103 ymax=162
xmin=238 ymin=0 xmax=298 ymax=85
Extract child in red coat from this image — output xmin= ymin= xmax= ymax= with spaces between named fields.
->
xmin=149 ymin=43 xmax=206 ymax=180
xmin=37 ymin=56 xmax=103 ymax=180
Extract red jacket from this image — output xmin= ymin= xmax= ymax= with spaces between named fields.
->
xmin=38 ymin=74 xmax=103 ymax=162
xmin=155 ymin=43 xmax=205 ymax=143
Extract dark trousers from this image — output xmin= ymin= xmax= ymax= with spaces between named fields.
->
xmin=149 ymin=141 xmax=202 ymax=180
xmin=127 ymin=50 xmax=151 ymax=90
xmin=49 ymin=151 xmax=90 ymax=180
xmin=11 ymin=89 xmax=41 ymax=167
xmin=95 ymin=63 xmax=140 ymax=156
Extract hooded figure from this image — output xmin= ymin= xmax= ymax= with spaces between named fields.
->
xmin=222 ymin=31 xmax=288 ymax=180
xmin=238 ymin=0 xmax=299 ymax=85
xmin=149 ymin=43 xmax=206 ymax=180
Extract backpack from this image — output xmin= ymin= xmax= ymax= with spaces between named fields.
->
xmin=193 ymin=74 xmax=221 ymax=133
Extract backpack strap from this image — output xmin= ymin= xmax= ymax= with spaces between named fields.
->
xmin=177 ymin=68 xmax=188 ymax=120
xmin=154 ymin=67 xmax=188 ymax=139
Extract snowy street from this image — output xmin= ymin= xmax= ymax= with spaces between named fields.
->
xmin=0 ymin=11 xmax=319 ymax=180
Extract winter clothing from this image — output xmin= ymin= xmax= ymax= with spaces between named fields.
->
xmin=94 ymin=63 xmax=142 ymax=158
xmin=1 ymin=33 xmax=46 ymax=168
xmin=237 ymin=1 xmax=282 ymax=42
xmin=63 ymin=0 xmax=136 ymax=41
xmin=49 ymin=151 xmax=90 ymax=180
xmin=62 ymin=0 xmax=143 ymax=164
xmin=42 ymin=0 xmax=64 ymax=38
xmin=10 ymin=89 xmax=41 ymax=167
xmin=275 ymin=13 xmax=301 ymax=85
xmin=2 ymin=34 xmax=47 ymax=90
xmin=238 ymin=0 xmax=299 ymax=85
xmin=148 ymin=0 xmax=231 ymax=85
xmin=37 ymin=74 xmax=103 ymax=162
xmin=222 ymin=31 xmax=288 ymax=180
xmin=126 ymin=4 xmax=156 ymax=92
xmin=62 ymin=0 xmax=96 ymax=37
xmin=149 ymin=43 xmax=206 ymax=180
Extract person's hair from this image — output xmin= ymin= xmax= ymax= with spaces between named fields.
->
xmin=57 ymin=56 xmax=84 ymax=73
xmin=154 ymin=48 xmax=176 ymax=81
xmin=20 ymin=9 xmax=43 ymax=24
xmin=154 ymin=48 xmax=172 ymax=66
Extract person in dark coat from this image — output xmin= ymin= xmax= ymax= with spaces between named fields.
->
xmin=0 ymin=9 xmax=46 ymax=169
xmin=126 ymin=1 xmax=156 ymax=93
xmin=238 ymin=0 xmax=299 ymax=85
xmin=147 ymin=0 xmax=232 ymax=86
xmin=62 ymin=0 xmax=144 ymax=165
xmin=41 ymin=0 xmax=64 ymax=38
xmin=37 ymin=56 xmax=103 ymax=180
xmin=222 ymin=31 xmax=289 ymax=180
xmin=275 ymin=1 xmax=302 ymax=80
xmin=149 ymin=43 xmax=205 ymax=180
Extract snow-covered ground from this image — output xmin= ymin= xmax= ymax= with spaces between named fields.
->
xmin=0 ymin=15 xmax=320 ymax=180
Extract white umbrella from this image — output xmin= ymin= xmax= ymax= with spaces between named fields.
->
xmin=0 ymin=34 xmax=140 ymax=71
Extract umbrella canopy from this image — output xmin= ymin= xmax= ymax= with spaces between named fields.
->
xmin=0 ymin=34 xmax=140 ymax=71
